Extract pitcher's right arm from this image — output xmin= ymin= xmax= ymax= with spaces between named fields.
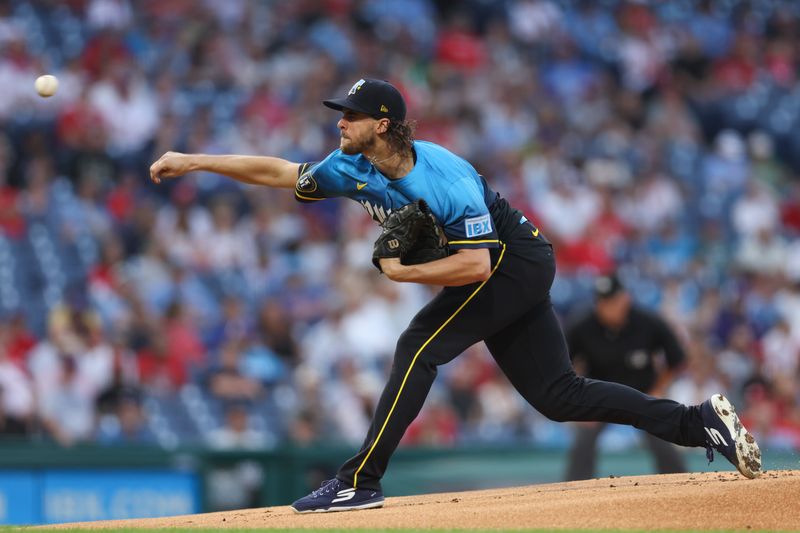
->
xmin=149 ymin=151 xmax=299 ymax=189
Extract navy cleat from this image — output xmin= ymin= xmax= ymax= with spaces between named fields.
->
xmin=291 ymin=479 xmax=384 ymax=513
xmin=700 ymin=394 xmax=762 ymax=479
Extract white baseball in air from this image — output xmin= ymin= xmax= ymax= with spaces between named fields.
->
xmin=34 ymin=74 xmax=59 ymax=97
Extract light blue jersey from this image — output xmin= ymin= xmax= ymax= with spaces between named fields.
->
xmin=295 ymin=141 xmax=500 ymax=251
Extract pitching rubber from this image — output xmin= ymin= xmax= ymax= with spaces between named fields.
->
xmin=711 ymin=394 xmax=762 ymax=479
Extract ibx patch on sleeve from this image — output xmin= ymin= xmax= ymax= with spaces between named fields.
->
xmin=464 ymin=214 xmax=493 ymax=238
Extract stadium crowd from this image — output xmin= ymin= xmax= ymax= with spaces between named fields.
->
xmin=1 ymin=0 xmax=800 ymax=455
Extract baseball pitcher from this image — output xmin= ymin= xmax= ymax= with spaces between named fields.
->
xmin=150 ymin=78 xmax=761 ymax=513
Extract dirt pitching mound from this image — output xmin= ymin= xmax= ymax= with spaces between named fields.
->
xmin=44 ymin=470 xmax=799 ymax=530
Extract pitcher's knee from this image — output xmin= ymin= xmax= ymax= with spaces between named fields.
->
xmin=395 ymin=328 xmax=451 ymax=367
xmin=536 ymin=401 xmax=573 ymax=422
xmin=394 ymin=331 xmax=415 ymax=361
xmin=392 ymin=332 xmax=439 ymax=375
xmin=532 ymin=372 xmax=586 ymax=422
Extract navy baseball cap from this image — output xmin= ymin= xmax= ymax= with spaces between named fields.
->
xmin=594 ymin=274 xmax=625 ymax=299
xmin=323 ymin=78 xmax=406 ymax=122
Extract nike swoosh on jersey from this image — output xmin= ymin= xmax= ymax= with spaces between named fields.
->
xmin=532 ymin=228 xmax=539 ymax=237
xmin=357 ymin=182 xmax=368 ymax=190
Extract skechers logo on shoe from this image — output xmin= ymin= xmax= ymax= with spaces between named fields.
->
xmin=332 ymin=488 xmax=356 ymax=503
xmin=705 ymin=426 xmax=729 ymax=447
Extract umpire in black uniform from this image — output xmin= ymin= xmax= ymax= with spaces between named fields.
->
xmin=564 ymin=274 xmax=687 ymax=481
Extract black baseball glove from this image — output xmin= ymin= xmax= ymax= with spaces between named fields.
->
xmin=372 ymin=199 xmax=449 ymax=272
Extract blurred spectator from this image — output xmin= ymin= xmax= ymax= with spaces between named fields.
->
xmin=616 ymin=3 xmax=665 ymax=93
xmin=716 ymin=323 xmax=759 ymax=400
xmin=205 ymin=340 xmax=264 ymax=402
xmin=736 ymin=228 xmax=788 ymax=276
xmin=200 ymin=195 xmax=250 ymax=271
xmin=76 ymin=311 xmax=115 ymax=395
xmin=534 ymin=179 xmax=600 ymax=244
xmin=88 ymin=61 xmax=158 ymax=157
xmin=748 ymin=131 xmax=786 ymax=194
xmin=96 ymin=388 xmax=157 ymax=445
xmin=403 ymin=394 xmax=459 ymax=446
xmin=39 ymin=355 xmax=96 ymax=446
xmin=2 ymin=313 xmax=36 ymax=367
xmin=288 ymin=408 xmax=325 ymax=446
xmin=160 ymin=299 xmax=208 ymax=388
xmin=204 ymin=397 xmax=267 ymax=511
xmin=154 ymin=183 xmax=212 ymax=268
xmin=255 ymin=298 xmax=299 ymax=365
xmin=760 ymin=319 xmax=800 ymax=382
xmin=87 ymin=0 xmax=133 ymax=31
xmin=96 ymin=332 xmax=141 ymax=412
xmin=205 ymin=295 xmax=250 ymax=351
xmin=0 ymin=135 xmax=26 ymax=239
xmin=322 ymin=357 xmax=380 ymax=445
xmin=669 ymin=334 xmax=726 ymax=407
xmin=0 ymin=328 xmax=34 ymax=436
xmin=473 ymin=371 xmax=529 ymax=442
xmin=206 ymin=400 xmax=268 ymax=450
xmin=619 ymin=172 xmax=683 ymax=234
xmin=445 ymin=344 xmax=494 ymax=431
xmin=732 ymin=181 xmax=780 ymax=239
xmin=28 ymin=306 xmax=84 ymax=401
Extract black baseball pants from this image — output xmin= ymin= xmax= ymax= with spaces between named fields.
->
xmin=337 ymin=222 xmax=707 ymax=491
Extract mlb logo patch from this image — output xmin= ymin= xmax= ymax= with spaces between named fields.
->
xmin=465 ymin=214 xmax=492 ymax=238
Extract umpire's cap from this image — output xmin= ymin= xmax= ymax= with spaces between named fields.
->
xmin=324 ymin=78 xmax=406 ymax=122
xmin=593 ymin=273 xmax=625 ymax=300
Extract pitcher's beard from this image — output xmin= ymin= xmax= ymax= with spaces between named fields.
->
xmin=340 ymin=135 xmax=375 ymax=155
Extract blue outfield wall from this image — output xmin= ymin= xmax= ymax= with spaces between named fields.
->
xmin=41 ymin=470 xmax=200 ymax=524
xmin=0 ymin=469 xmax=200 ymax=525
xmin=0 ymin=471 xmax=39 ymax=524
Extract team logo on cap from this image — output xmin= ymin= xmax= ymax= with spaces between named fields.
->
xmin=349 ymin=79 xmax=366 ymax=95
